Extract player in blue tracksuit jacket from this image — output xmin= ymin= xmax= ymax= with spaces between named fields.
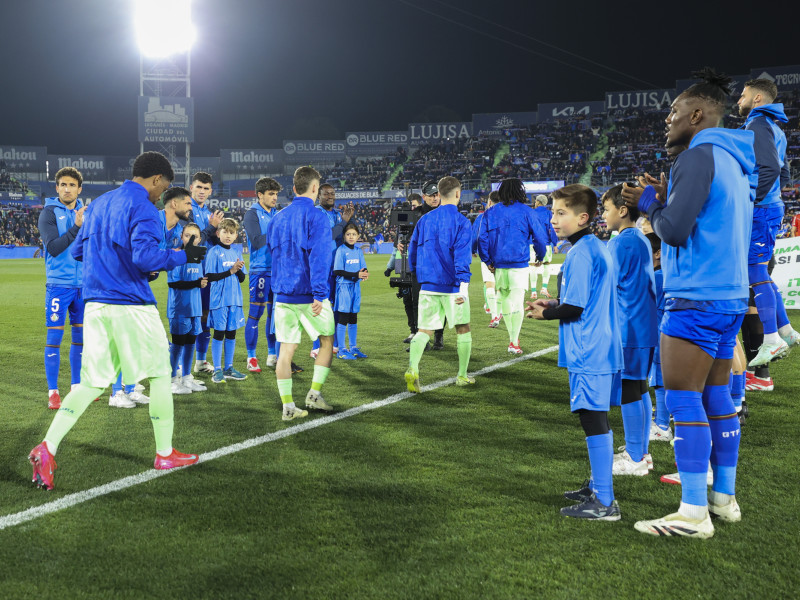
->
xmin=405 ymin=176 xmax=473 ymax=391
xmin=629 ymin=73 xmax=754 ymax=538
xmin=266 ymin=166 xmax=337 ymax=421
xmin=243 ymin=177 xmax=281 ymax=372
xmin=736 ymin=80 xmax=800 ymax=366
xmin=333 ymin=223 xmax=369 ymax=359
xmin=530 ymin=195 xmax=560 ymax=299
xmin=477 ymin=178 xmax=548 ymax=353
xmin=38 ymin=167 xmax=86 ymax=410
xmin=471 ymin=192 xmax=501 ymax=326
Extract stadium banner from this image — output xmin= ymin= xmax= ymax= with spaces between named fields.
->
xmin=490 ymin=180 xmax=565 ymax=194
xmin=749 ymin=65 xmax=800 ymax=91
xmin=220 ymin=149 xmax=284 ymax=175
xmin=472 ymin=112 xmax=538 ymax=137
xmin=407 ymin=122 xmax=473 ymax=146
xmin=773 ymin=237 xmax=800 ymax=310
xmin=676 ymin=75 xmax=750 ymax=95
xmin=332 ymin=191 xmax=381 ymax=201
xmin=537 ymin=102 xmax=605 ymax=122
xmin=138 ymin=96 xmax=195 ymax=143
xmin=0 ymin=191 xmax=40 ymax=206
xmin=282 ymin=140 xmax=346 ymax=163
xmin=47 ymin=155 xmax=107 ymax=179
xmin=0 ymin=145 xmax=47 ymax=172
xmin=207 ymin=197 xmax=256 ymax=211
xmin=173 ymin=156 xmax=220 ymax=181
xmin=345 ymin=131 xmax=408 ymax=156
xmin=605 ymin=89 xmax=677 ymax=110
xmin=0 ymin=245 xmax=39 ymax=259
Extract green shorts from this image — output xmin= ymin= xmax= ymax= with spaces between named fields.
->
xmin=418 ymin=291 xmax=470 ymax=330
xmin=529 ymin=244 xmax=554 ymax=264
xmin=80 ymin=302 xmax=171 ymax=388
xmin=494 ymin=267 xmax=529 ymax=293
xmin=274 ymin=299 xmax=335 ymax=344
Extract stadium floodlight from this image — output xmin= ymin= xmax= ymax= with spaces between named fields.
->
xmin=135 ymin=0 xmax=196 ymax=58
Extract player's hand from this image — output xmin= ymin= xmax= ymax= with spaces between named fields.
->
xmin=342 ymin=202 xmax=355 ymax=222
xmin=75 ymin=206 xmax=87 ymax=227
xmin=209 ymin=210 xmax=225 ymax=228
xmin=230 ymin=259 xmax=245 ymax=274
xmin=455 ymin=296 xmax=465 ymax=305
xmin=533 ymin=261 xmax=542 ymax=267
xmin=200 ymin=277 xmax=208 ymax=288
xmin=621 ymin=183 xmax=643 ymax=209
xmin=525 ymin=299 xmax=556 ymax=319
xmin=641 ymin=172 xmax=667 ymax=200
xmin=359 ymin=268 xmax=369 ymax=280
xmin=488 ymin=264 xmax=495 ymax=274
xmin=311 ymin=299 xmax=323 ymax=316
xmin=184 ymin=235 xmax=207 ymax=264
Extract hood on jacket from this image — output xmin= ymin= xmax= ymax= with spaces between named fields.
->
xmin=744 ymin=103 xmax=788 ymax=126
xmin=689 ymin=127 xmax=755 ymax=177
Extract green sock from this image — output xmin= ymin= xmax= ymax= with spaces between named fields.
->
xmin=148 ymin=376 xmax=174 ymax=455
xmin=457 ymin=332 xmax=472 ymax=378
xmin=277 ymin=378 xmax=293 ymax=404
xmin=311 ymin=365 xmax=330 ymax=391
xmin=510 ymin=311 xmax=523 ymax=345
xmin=44 ymin=384 xmax=104 ymax=454
xmin=408 ymin=332 xmax=430 ymax=372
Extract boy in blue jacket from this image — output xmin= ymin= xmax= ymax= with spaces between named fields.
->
xmin=405 ymin=176 xmax=473 ymax=391
xmin=528 ymin=184 xmax=623 ymax=521
xmin=625 ymin=71 xmax=754 ymax=538
xmin=267 ymin=166 xmax=336 ymax=421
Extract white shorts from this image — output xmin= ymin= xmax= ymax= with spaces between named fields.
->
xmin=480 ymin=262 xmax=495 ymax=283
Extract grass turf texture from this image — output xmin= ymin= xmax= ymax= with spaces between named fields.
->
xmin=1 ymin=254 xmax=798 ymax=598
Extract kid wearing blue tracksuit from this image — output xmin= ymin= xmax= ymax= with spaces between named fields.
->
xmin=334 ymin=223 xmax=369 ymax=360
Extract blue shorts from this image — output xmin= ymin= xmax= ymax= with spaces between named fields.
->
xmin=170 ymin=316 xmax=203 ymax=336
xmin=568 ymin=371 xmax=621 ymax=412
xmin=748 ymin=203 xmax=783 ymax=264
xmin=249 ymin=272 xmax=273 ymax=304
xmin=45 ymin=285 xmax=84 ymax=327
xmin=622 ymin=346 xmax=654 ymax=381
xmin=334 ymin=281 xmax=361 ymax=313
xmin=207 ymin=306 xmax=245 ymax=331
xmin=661 ymin=308 xmax=744 ymax=360
xmin=648 ymin=359 xmax=663 ymax=388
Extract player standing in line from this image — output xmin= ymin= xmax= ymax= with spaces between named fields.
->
xmin=529 ymin=194 xmax=559 ymax=300
xmin=38 ymin=167 xmax=86 ymax=410
xmin=188 ymin=172 xmax=225 ymax=375
xmin=645 ymin=232 xmax=672 ymax=442
xmin=624 ymin=71 xmax=754 ymax=538
xmin=601 ymin=185 xmax=658 ymax=477
xmin=405 ymin=176 xmax=473 ymax=392
xmin=477 ymin=178 xmax=547 ymax=355
xmin=204 ymin=218 xmax=248 ymax=384
xmin=243 ymin=177 xmax=281 ymax=373
xmin=267 ymin=166 xmax=336 ymax=421
xmin=528 ymin=184 xmax=623 ymax=521
xmin=28 ymin=152 xmax=205 ymax=490
xmin=333 ymin=223 xmax=369 ymax=359
xmin=737 ymin=78 xmax=800 ymax=366
xmin=472 ymin=191 xmax=501 ymax=328
xmin=311 ymin=183 xmax=354 ymax=358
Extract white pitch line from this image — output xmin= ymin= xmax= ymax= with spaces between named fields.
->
xmin=1 ymin=345 xmax=558 ymax=531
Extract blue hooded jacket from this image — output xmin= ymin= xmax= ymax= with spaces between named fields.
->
xmin=533 ymin=205 xmax=559 ymax=247
xmin=72 ymin=180 xmax=188 ymax=305
xmin=408 ymin=204 xmax=472 ymax=293
xmin=743 ymin=103 xmax=788 ymax=207
xmin=243 ymin=201 xmax=276 ymax=275
xmin=476 ymin=201 xmax=547 ymax=268
xmin=267 ymin=196 xmax=331 ymax=303
xmin=39 ymin=196 xmax=84 ymax=287
xmin=645 ymin=127 xmax=755 ymax=303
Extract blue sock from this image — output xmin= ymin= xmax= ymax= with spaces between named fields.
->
xmin=181 ymin=344 xmax=194 ymax=377
xmin=773 ymin=282 xmax=790 ymax=329
xmin=703 ymin=384 xmax=740 ymax=496
xmin=45 ymin=328 xmax=64 ymax=389
xmin=169 ymin=342 xmax=182 ymax=377
xmin=654 ymin=387 xmax=669 ymax=429
xmin=266 ymin=303 xmax=276 ymax=355
xmin=348 ymin=323 xmax=358 ymax=348
xmin=224 ymin=337 xmax=236 ymax=370
xmin=749 ymin=264 xmax=777 ymax=334
xmin=586 ymin=431 xmax=614 ymax=506
xmin=124 ymin=383 xmax=135 ymax=394
xmin=729 ymin=372 xmax=744 ymax=410
xmin=196 ymin=328 xmax=211 ymax=362
xmin=336 ymin=324 xmax=347 ymax=350
xmin=112 ymin=372 xmax=123 ymax=394
xmin=666 ymin=389 xmax=710 ymax=506
xmin=313 ymin=338 xmax=321 ymax=352
xmin=70 ymin=325 xmax=83 ymax=386
xmin=621 ymin=399 xmax=645 ymax=462
xmin=245 ymin=304 xmax=264 ymax=359
xmin=275 ymin=341 xmax=281 ymax=360
xmin=641 ymin=391 xmax=652 ymax=455
xmin=212 ymin=337 xmax=223 ymax=369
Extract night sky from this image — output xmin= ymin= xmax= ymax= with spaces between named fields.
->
xmin=1 ymin=0 xmax=795 ymax=156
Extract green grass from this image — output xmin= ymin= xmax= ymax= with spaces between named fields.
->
xmin=1 ymin=255 xmax=798 ymax=599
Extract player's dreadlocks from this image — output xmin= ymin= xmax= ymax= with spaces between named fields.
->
xmin=497 ymin=178 xmax=526 ymax=206
xmin=682 ymin=67 xmax=732 ymax=109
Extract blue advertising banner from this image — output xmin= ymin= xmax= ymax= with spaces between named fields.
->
xmin=407 ymin=122 xmax=473 ymax=145
xmin=472 ymin=112 xmax=538 ymax=137
xmin=282 ymin=140 xmax=346 ymax=163
xmin=220 ymin=149 xmax=284 ymax=175
xmin=138 ymin=96 xmax=194 ymax=143
xmin=0 ymin=145 xmax=47 ymax=172
xmin=749 ymin=65 xmax=800 ymax=91
xmin=345 ymin=131 xmax=408 ymax=156
xmin=47 ymin=155 xmax=107 ymax=178
xmin=537 ymin=102 xmax=605 ymax=122
xmin=605 ymin=89 xmax=676 ymax=111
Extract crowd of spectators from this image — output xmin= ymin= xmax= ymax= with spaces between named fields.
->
xmin=395 ymin=138 xmax=498 ymax=190
xmin=0 ymin=206 xmax=40 ymax=246
xmin=0 ymin=164 xmax=31 ymax=194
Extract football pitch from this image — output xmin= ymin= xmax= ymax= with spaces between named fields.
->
xmin=1 ymin=255 xmax=798 ymax=599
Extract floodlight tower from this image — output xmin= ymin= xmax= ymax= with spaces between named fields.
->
xmin=136 ymin=0 xmax=196 ymax=185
